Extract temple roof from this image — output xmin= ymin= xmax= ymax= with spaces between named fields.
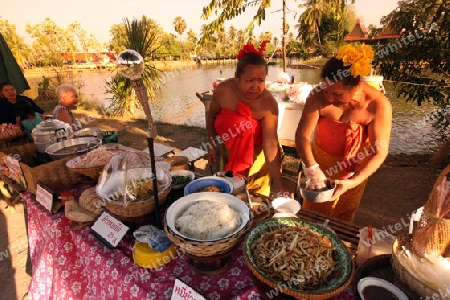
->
xmin=344 ymin=18 xmax=401 ymax=43
xmin=344 ymin=19 xmax=369 ymax=42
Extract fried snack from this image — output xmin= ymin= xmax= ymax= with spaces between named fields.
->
xmin=250 ymin=225 xmax=335 ymax=290
xmin=79 ymin=187 xmax=106 ymax=214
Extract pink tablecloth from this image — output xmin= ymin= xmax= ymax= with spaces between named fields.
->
xmin=24 ymin=190 xmax=355 ymax=300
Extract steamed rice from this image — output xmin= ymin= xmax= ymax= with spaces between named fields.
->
xmin=175 ymin=200 xmax=241 ymax=240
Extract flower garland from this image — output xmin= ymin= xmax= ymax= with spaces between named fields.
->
xmin=236 ymin=40 xmax=270 ymax=60
xmin=336 ymin=44 xmax=374 ymax=78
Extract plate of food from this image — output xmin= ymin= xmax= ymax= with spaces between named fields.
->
xmin=243 ymin=218 xmax=353 ymax=298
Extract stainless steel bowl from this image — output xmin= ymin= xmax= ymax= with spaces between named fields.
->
xmin=297 ymin=171 xmax=336 ymax=203
xmin=45 ymin=137 xmax=102 ymax=160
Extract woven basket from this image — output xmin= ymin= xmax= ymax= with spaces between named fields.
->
xmin=243 ymin=218 xmax=354 ymax=300
xmin=391 ymin=234 xmax=439 ymax=298
xmin=105 ymin=185 xmax=171 ymax=219
xmin=66 ymin=164 xmax=105 ymax=180
xmin=411 ymin=208 xmax=450 ymax=257
xmin=164 ymin=212 xmax=253 ymax=258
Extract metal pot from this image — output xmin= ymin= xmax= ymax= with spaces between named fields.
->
xmin=73 ymin=127 xmax=103 ymax=140
xmin=45 ymin=137 xmax=102 ymax=160
xmin=32 ymin=119 xmax=74 ymax=153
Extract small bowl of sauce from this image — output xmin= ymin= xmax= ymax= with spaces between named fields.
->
xmin=357 ymin=277 xmax=408 ymax=300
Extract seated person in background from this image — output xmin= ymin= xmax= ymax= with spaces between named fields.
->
xmin=52 ymin=84 xmax=82 ymax=131
xmin=207 ymin=41 xmax=292 ymax=197
xmin=0 ymin=82 xmax=44 ymax=124
xmin=20 ymin=102 xmax=43 ymax=140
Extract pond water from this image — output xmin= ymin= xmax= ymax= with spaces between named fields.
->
xmin=25 ymin=64 xmax=439 ymax=155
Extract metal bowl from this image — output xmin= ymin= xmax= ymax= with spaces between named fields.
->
xmin=45 ymin=137 xmax=102 ymax=160
xmin=298 ymin=179 xmax=336 ymax=203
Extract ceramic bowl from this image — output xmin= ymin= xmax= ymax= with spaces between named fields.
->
xmin=170 ymin=169 xmax=195 ymax=190
xmin=272 ymin=197 xmax=301 ymax=214
xmin=184 ymin=176 xmax=233 ymax=196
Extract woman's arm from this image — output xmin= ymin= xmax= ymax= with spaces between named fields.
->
xmin=333 ymin=96 xmax=392 ymax=199
xmin=206 ymin=89 xmax=223 ymax=166
xmin=56 ymin=109 xmax=72 ymax=126
xmin=295 ymin=93 xmax=321 ymax=167
xmin=261 ymin=97 xmax=292 ymax=196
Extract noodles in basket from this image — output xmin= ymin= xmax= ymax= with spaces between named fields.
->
xmin=250 ymin=225 xmax=335 ymax=290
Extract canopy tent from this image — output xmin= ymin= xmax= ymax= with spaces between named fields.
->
xmin=0 ymin=33 xmax=30 ymax=94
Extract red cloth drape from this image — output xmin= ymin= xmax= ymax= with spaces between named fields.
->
xmin=314 ymin=116 xmax=368 ymax=172
xmin=214 ymin=102 xmax=262 ymax=175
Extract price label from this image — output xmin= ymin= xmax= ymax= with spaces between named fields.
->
xmin=36 ymin=184 xmax=54 ymax=212
xmin=91 ymin=212 xmax=128 ymax=248
xmin=171 ymin=279 xmax=206 ymax=300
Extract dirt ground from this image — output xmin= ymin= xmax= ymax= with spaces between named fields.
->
xmin=0 ymin=108 xmax=445 ymax=300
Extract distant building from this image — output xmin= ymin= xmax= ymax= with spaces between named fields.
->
xmin=60 ymin=52 xmax=115 ymax=63
xmin=344 ymin=18 xmax=401 ymax=45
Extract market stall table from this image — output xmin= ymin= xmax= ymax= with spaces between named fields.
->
xmin=24 ymin=188 xmax=359 ymax=300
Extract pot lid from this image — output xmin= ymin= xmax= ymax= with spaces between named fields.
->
xmin=32 ymin=119 xmax=74 ymax=139
xmin=34 ymin=119 xmax=72 ymax=133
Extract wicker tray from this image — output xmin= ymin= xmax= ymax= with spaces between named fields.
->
xmin=391 ymin=234 xmax=440 ymax=298
xmin=243 ymin=218 xmax=354 ymax=300
xmin=105 ymin=186 xmax=171 ymax=220
xmin=353 ymin=254 xmax=421 ymax=300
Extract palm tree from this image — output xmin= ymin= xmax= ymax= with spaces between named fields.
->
xmin=298 ymin=0 xmax=330 ymax=47
xmin=173 ymin=16 xmax=187 ymax=60
xmin=106 ymin=16 xmax=163 ymax=117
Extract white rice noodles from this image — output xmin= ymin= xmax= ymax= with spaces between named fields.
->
xmin=175 ymin=200 xmax=241 ymax=240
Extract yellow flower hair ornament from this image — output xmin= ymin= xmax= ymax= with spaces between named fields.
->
xmin=336 ymin=44 xmax=374 ymax=78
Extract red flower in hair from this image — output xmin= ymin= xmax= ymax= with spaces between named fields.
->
xmin=237 ymin=40 xmax=270 ymax=60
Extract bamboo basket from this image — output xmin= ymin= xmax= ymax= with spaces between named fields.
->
xmin=105 ymin=185 xmax=171 ymax=219
xmin=164 ymin=212 xmax=253 ymax=258
xmin=412 ymin=165 xmax=450 ymax=258
xmin=412 ymin=208 xmax=450 ymax=257
xmin=391 ymin=234 xmax=440 ymax=298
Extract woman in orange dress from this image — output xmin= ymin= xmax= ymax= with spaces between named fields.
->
xmin=295 ymin=44 xmax=392 ymax=221
xmin=207 ymin=41 xmax=292 ymax=197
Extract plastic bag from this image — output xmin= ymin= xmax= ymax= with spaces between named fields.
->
xmin=96 ymin=151 xmax=171 ymax=206
xmin=356 ymin=226 xmax=396 ymax=266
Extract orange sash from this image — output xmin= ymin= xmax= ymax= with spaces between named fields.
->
xmin=214 ymin=103 xmax=262 ymax=175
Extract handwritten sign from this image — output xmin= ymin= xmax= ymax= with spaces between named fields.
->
xmin=36 ymin=184 xmax=54 ymax=212
xmin=5 ymin=155 xmax=22 ymax=183
xmin=91 ymin=212 xmax=129 ymax=248
xmin=171 ymin=279 xmax=206 ymax=300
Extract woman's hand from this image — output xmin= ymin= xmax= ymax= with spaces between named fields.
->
xmin=208 ymin=147 xmax=217 ymax=166
xmin=331 ymin=177 xmax=360 ymax=201
xmin=273 ymin=180 xmax=294 ymax=198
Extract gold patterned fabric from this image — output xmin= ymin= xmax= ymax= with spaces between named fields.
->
xmin=220 ymin=143 xmax=271 ymax=196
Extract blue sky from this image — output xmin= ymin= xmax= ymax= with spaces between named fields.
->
xmin=2 ymin=0 xmax=399 ymax=45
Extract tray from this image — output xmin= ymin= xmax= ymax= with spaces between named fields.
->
xmin=353 ymin=254 xmax=421 ymax=300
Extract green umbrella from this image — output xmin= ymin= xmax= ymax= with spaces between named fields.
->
xmin=0 ymin=33 xmax=30 ymax=94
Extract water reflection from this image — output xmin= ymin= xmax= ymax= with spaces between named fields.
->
xmin=25 ymin=64 xmax=438 ymax=154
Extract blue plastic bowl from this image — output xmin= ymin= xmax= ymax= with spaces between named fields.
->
xmin=184 ymin=177 xmax=232 ymax=196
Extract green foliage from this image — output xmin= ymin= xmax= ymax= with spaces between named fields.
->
xmin=372 ymin=0 xmax=449 ymax=138
xmin=105 ymin=74 xmax=140 ymax=117
xmin=106 ymin=16 xmax=164 ymax=117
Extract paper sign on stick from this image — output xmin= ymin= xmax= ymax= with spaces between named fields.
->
xmin=171 ymin=279 xmax=206 ymax=300
xmin=36 ymin=184 xmax=54 ymax=212
xmin=91 ymin=212 xmax=129 ymax=248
